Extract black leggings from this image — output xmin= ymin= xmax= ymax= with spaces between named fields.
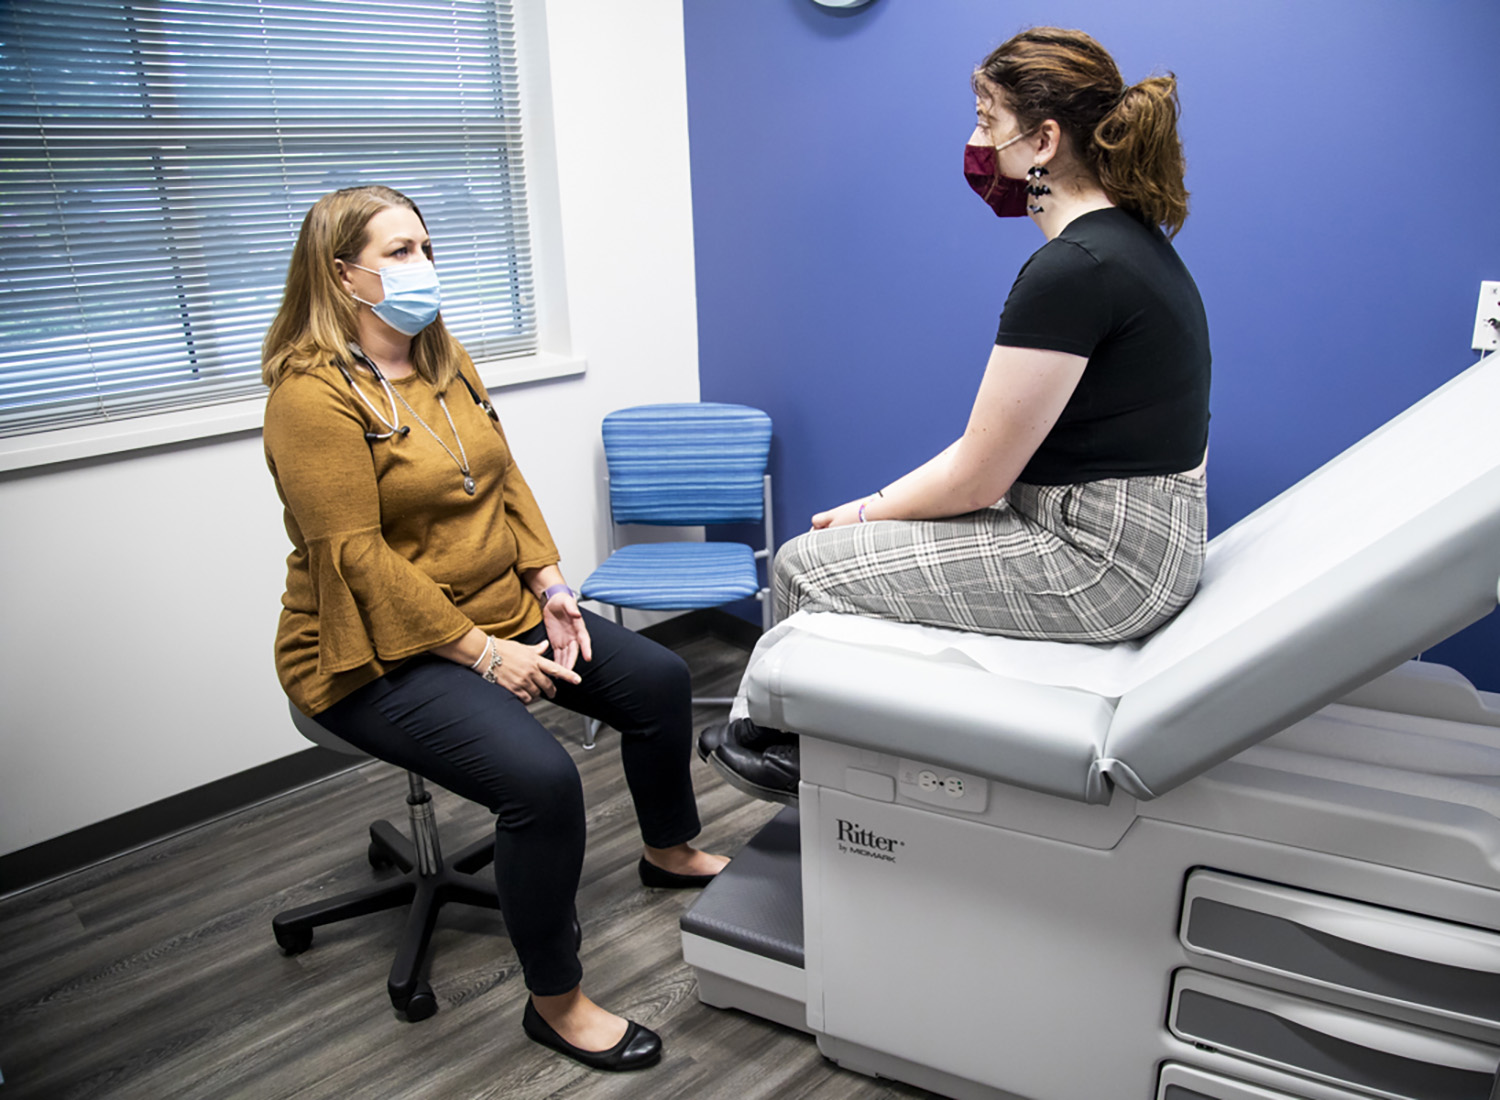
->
xmin=316 ymin=609 xmax=699 ymax=995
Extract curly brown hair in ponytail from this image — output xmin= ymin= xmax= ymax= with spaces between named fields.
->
xmin=973 ymin=28 xmax=1189 ymax=237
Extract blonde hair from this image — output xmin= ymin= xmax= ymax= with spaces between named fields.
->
xmin=974 ymin=28 xmax=1189 ymax=237
xmin=261 ymin=185 xmax=465 ymax=389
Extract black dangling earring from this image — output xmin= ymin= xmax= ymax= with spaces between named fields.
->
xmin=1025 ymin=165 xmax=1051 ymax=214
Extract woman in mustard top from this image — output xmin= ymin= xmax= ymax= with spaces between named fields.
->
xmin=262 ymin=185 xmax=725 ymax=1071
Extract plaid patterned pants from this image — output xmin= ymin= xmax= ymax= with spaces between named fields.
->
xmin=772 ymin=474 xmax=1207 ymax=643
xmin=727 ymin=474 xmax=1207 ymax=723
xmin=726 ymin=471 xmax=1206 ymax=720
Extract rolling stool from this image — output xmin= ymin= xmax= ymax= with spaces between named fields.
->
xmin=271 ymin=702 xmax=500 ymax=1022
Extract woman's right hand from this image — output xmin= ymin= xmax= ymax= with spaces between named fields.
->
xmin=491 ymin=638 xmax=582 ymax=703
xmin=811 ymin=498 xmax=867 ymax=529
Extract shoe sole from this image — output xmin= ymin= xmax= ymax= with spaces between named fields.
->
xmin=707 ymin=751 xmax=798 ymax=806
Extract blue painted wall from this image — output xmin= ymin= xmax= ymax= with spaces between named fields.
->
xmin=685 ymin=0 xmax=1500 ymax=688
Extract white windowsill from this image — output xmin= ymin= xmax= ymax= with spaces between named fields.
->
xmin=0 ymin=350 xmax=587 ymax=474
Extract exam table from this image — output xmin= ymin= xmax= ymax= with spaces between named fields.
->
xmin=681 ymin=352 xmax=1500 ymax=1100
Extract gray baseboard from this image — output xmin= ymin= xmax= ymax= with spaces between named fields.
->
xmin=0 ymin=747 xmax=357 ymax=897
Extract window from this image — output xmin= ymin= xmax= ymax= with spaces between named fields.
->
xmin=1 ymin=0 xmax=536 ymax=439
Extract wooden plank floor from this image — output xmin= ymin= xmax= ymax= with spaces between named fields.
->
xmin=0 ymin=635 xmax=935 ymax=1100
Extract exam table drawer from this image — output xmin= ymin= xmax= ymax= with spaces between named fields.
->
xmin=1156 ymin=1062 xmax=1374 ymax=1100
xmin=1168 ymin=971 xmax=1500 ymax=1100
xmin=1181 ymin=870 xmax=1500 ymax=1029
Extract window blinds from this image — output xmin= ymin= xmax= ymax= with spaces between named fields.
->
xmin=1 ymin=0 xmax=536 ymax=438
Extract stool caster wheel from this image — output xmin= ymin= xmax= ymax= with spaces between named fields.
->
xmin=396 ymin=981 xmax=438 ymax=1022
xmin=368 ymin=841 xmax=394 ymax=871
xmin=274 ymin=923 xmax=313 ymax=955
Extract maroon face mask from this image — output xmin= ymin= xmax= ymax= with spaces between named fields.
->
xmin=964 ymin=139 xmax=1029 ymax=218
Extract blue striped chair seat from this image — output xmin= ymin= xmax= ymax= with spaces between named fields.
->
xmin=580 ymin=542 xmax=762 ymax=610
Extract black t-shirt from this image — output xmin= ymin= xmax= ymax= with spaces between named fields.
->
xmin=995 ymin=207 xmax=1210 ymax=485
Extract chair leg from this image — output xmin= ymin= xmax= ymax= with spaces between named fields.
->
xmin=273 ymin=811 xmax=501 ymax=1023
xmin=273 ymin=878 xmax=418 ymax=953
xmin=450 ymin=833 xmax=495 ymax=874
xmin=583 ymin=717 xmax=600 ymax=750
xmin=385 ymin=864 xmax=503 ymax=1021
xmin=446 ymin=871 xmax=505 ymax=910
xmin=387 ymin=877 xmax=445 ymax=1021
xmin=369 ymin=819 xmax=416 ymax=872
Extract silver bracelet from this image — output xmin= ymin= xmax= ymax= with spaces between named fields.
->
xmin=480 ymin=638 xmax=505 ymax=684
xmin=469 ymin=636 xmax=492 ymax=672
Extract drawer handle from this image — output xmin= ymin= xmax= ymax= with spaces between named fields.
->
xmin=1186 ymin=874 xmax=1500 ymax=976
xmin=1276 ymin=903 xmax=1500 ymax=976
xmin=1251 ymin=990 xmax=1497 ymax=1075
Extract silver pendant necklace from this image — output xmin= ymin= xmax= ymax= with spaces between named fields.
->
xmin=348 ymin=346 xmax=476 ymax=496
xmin=390 ymin=386 xmax=475 ymax=495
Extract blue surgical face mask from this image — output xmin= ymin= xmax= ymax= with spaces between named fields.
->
xmin=350 ymin=259 xmax=442 ymax=336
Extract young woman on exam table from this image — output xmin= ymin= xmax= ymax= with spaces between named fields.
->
xmin=261 ymin=185 xmax=727 ymax=1072
xmin=704 ymin=27 xmax=1212 ymax=802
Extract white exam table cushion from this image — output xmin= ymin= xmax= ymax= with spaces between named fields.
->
xmin=747 ymin=354 xmax=1500 ymax=803
xmin=751 ymin=629 xmax=1120 ymax=802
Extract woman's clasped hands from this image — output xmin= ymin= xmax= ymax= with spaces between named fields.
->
xmin=541 ymin=590 xmax=593 ymax=674
xmin=486 ymin=637 xmax=580 ymax=704
xmin=482 ymin=587 xmax=594 ymax=704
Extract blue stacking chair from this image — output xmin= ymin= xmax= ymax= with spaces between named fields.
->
xmin=579 ymin=403 xmax=775 ymax=745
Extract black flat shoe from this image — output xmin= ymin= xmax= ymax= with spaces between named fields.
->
xmin=637 ymin=855 xmax=718 ymax=889
xmin=710 ymin=738 xmax=799 ymax=806
xmin=522 ymin=998 xmax=662 ymax=1071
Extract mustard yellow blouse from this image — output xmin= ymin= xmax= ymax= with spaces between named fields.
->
xmin=263 ymin=354 xmax=559 ymax=715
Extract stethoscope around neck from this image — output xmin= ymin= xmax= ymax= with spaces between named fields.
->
xmin=336 ymin=343 xmax=498 ymax=443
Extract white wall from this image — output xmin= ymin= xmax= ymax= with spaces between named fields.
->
xmin=0 ymin=0 xmax=700 ymax=858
